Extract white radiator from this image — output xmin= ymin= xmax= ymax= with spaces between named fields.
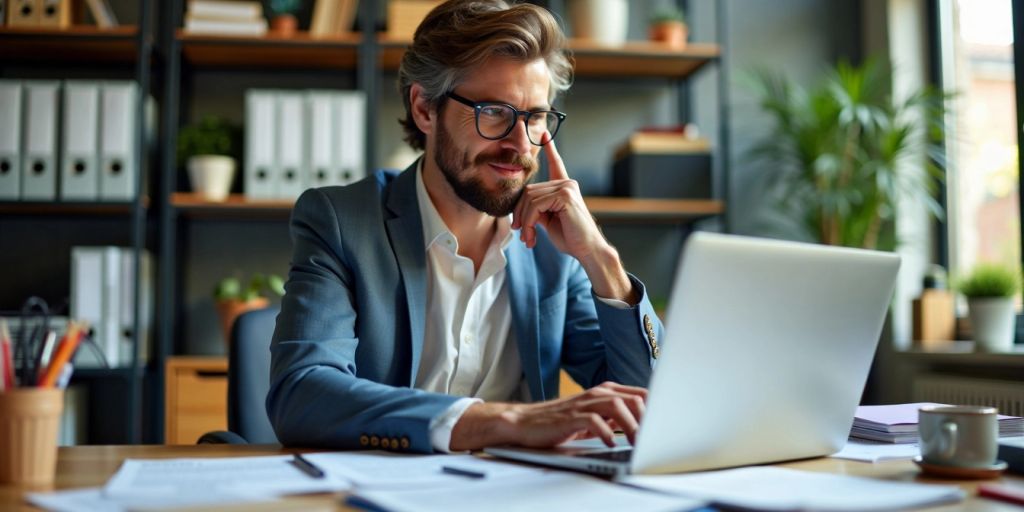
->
xmin=912 ymin=374 xmax=1024 ymax=417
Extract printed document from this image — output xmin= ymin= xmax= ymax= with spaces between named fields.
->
xmin=303 ymin=452 xmax=545 ymax=488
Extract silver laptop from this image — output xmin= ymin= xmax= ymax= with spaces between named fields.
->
xmin=485 ymin=232 xmax=900 ymax=476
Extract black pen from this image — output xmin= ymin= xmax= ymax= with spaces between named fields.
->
xmin=291 ymin=453 xmax=325 ymax=479
xmin=441 ymin=465 xmax=486 ymax=479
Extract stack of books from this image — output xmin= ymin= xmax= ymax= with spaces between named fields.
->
xmin=183 ymin=0 xmax=267 ymax=37
xmin=851 ymin=403 xmax=1024 ymax=443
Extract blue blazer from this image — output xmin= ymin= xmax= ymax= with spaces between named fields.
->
xmin=266 ymin=163 xmax=664 ymax=453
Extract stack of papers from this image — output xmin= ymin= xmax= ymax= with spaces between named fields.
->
xmin=619 ymin=466 xmax=965 ymax=511
xmin=851 ymin=403 xmax=1024 ymax=443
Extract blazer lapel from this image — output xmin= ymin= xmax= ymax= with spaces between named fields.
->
xmin=384 ymin=161 xmax=428 ymax=385
xmin=506 ymin=241 xmax=544 ymax=400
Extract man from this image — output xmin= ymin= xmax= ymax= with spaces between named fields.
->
xmin=267 ymin=0 xmax=664 ymax=453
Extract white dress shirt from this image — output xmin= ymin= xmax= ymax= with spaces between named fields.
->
xmin=414 ymin=163 xmax=525 ymax=451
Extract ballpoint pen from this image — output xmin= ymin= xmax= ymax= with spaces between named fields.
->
xmin=441 ymin=465 xmax=486 ymax=479
xmin=291 ymin=453 xmax=325 ymax=479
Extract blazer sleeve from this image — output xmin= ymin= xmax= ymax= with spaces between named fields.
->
xmin=266 ymin=188 xmax=460 ymax=453
xmin=559 ymin=258 xmax=663 ymax=390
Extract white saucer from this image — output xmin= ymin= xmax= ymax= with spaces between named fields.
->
xmin=913 ymin=456 xmax=1008 ymax=479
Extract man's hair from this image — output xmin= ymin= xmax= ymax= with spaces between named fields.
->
xmin=397 ymin=0 xmax=573 ymax=151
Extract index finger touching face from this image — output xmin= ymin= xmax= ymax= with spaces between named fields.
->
xmin=542 ymin=132 xmax=569 ymax=181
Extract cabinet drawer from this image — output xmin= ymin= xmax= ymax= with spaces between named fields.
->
xmin=175 ymin=370 xmax=228 ymax=413
xmin=165 ymin=357 xmax=228 ymax=445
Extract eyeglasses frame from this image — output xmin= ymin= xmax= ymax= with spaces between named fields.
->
xmin=445 ymin=91 xmax=566 ymax=146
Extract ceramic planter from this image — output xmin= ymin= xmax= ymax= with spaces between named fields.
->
xmin=967 ymin=297 xmax=1016 ymax=352
xmin=215 ymin=297 xmax=269 ymax=347
xmin=187 ymin=155 xmax=236 ymax=201
xmin=649 ymin=21 xmax=687 ymax=49
xmin=568 ymin=0 xmax=628 ymax=46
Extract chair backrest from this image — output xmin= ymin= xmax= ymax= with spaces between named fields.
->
xmin=228 ymin=306 xmax=280 ymax=444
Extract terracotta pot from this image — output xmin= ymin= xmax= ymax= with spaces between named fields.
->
xmin=270 ymin=14 xmax=297 ymax=37
xmin=649 ymin=21 xmax=687 ymax=49
xmin=215 ymin=297 xmax=269 ymax=347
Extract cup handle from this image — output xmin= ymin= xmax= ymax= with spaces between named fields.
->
xmin=939 ymin=421 xmax=958 ymax=459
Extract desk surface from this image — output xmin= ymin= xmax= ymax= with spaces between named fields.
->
xmin=3 ymin=444 xmax=1024 ymax=511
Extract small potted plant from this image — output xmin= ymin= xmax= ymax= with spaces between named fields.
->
xmin=649 ymin=6 xmax=687 ymax=49
xmin=956 ymin=263 xmax=1021 ymax=352
xmin=214 ymin=273 xmax=285 ymax=346
xmin=177 ymin=116 xmax=239 ymax=202
xmin=268 ymin=0 xmax=301 ymax=37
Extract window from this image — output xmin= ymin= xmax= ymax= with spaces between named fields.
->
xmin=941 ymin=0 xmax=1022 ymax=307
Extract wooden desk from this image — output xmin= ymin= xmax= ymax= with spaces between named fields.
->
xmin=3 ymin=444 xmax=1024 ymax=511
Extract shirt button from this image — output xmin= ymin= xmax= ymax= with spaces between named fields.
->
xmin=463 ymin=334 xmax=473 ymax=344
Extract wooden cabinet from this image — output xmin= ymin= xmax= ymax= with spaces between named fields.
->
xmin=164 ymin=357 xmax=228 ymax=445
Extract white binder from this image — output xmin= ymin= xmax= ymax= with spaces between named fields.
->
xmin=100 ymin=246 xmax=122 ymax=367
xmin=0 ymin=80 xmax=22 ymax=200
xmin=118 ymin=248 xmax=152 ymax=367
xmin=244 ymin=90 xmax=277 ymax=199
xmin=21 ymin=80 xmax=60 ymax=201
xmin=60 ymin=81 xmax=100 ymax=201
xmin=335 ymin=91 xmax=367 ymax=186
xmin=9 ymin=0 xmax=40 ymax=27
xmin=99 ymin=81 xmax=137 ymax=201
xmin=70 ymin=246 xmax=106 ymax=369
xmin=276 ymin=91 xmax=306 ymax=199
xmin=306 ymin=90 xmax=335 ymax=188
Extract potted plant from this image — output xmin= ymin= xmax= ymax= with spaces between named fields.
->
xmin=177 ymin=116 xmax=239 ymax=202
xmin=268 ymin=0 xmax=301 ymax=37
xmin=748 ymin=58 xmax=949 ymax=251
xmin=956 ymin=264 xmax=1021 ymax=352
xmin=214 ymin=273 xmax=285 ymax=346
xmin=649 ymin=6 xmax=687 ymax=49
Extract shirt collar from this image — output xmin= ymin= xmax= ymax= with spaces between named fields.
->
xmin=415 ymin=159 xmax=516 ymax=253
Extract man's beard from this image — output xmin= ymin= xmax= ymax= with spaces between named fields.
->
xmin=433 ymin=118 xmax=537 ymax=217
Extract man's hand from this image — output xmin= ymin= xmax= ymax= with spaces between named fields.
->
xmin=512 ymin=136 xmax=637 ymax=303
xmin=448 ymin=382 xmax=647 ymax=451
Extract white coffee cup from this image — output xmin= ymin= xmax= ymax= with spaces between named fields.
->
xmin=918 ymin=405 xmax=998 ymax=468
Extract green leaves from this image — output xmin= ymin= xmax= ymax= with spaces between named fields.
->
xmin=176 ymin=116 xmax=239 ymax=167
xmin=747 ymin=58 xmax=950 ymax=250
xmin=956 ymin=264 xmax=1023 ymax=298
xmin=214 ymin=273 xmax=286 ymax=302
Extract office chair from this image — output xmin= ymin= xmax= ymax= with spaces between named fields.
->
xmin=197 ymin=306 xmax=280 ymax=445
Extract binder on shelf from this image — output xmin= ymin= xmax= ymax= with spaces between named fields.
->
xmin=276 ymin=92 xmax=307 ymax=199
xmin=60 ymin=81 xmax=100 ymax=201
xmin=0 ymin=80 xmax=22 ymax=200
xmin=99 ymin=246 xmax=121 ymax=368
xmin=99 ymin=81 xmax=137 ymax=201
xmin=309 ymin=0 xmax=338 ymax=38
xmin=306 ymin=91 xmax=335 ymax=189
xmin=118 ymin=248 xmax=152 ymax=368
xmin=244 ymin=90 xmax=277 ymax=199
xmin=335 ymin=91 xmax=366 ymax=186
xmin=21 ymin=80 xmax=60 ymax=201
xmin=38 ymin=0 xmax=70 ymax=28
xmin=8 ymin=0 xmax=40 ymax=27
xmin=84 ymin=0 xmax=116 ymax=28
xmin=70 ymin=246 xmax=106 ymax=368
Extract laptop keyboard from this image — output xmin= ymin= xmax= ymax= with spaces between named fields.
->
xmin=579 ymin=449 xmax=633 ymax=462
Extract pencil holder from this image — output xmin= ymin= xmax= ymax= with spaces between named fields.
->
xmin=0 ymin=388 xmax=64 ymax=485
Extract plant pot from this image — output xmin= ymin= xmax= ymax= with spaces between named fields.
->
xmin=215 ymin=297 xmax=269 ymax=347
xmin=967 ymin=297 xmax=1016 ymax=352
xmin=568 ymin=0 xmax=628 ymax=47
xmin=187 ymin=155 xmax=236 ymax=202
xmin=649 ymin=21 xmax=687 ymax=49
xmin=270 ymin=14 xmax=297 ymax=37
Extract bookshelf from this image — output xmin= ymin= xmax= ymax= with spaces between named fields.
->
xmin=2 ymin=0 xmax=728 ymax=444
xmin=0 ymin=3 xmax=154 ymax=445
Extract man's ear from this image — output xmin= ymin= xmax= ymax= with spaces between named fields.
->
xmin=410 ymin=83 xmax=435 ymax=137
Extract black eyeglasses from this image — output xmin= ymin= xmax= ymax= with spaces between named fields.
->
xmin=445 ymin=91 xmax=566 ymax=146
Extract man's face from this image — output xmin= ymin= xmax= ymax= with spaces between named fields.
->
xmin=431 ymin=58 xmax=550 ymax=217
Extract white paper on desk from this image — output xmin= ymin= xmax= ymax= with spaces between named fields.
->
xmin=26 ymin=486 xmax=267 ymax=512
xmin=831 ymin=439 xmax=921 ymax=462
xmin=619 ymin=466 xmax=964 ymax=511
xmin=303 ymin=451 xmax=544 ymax=489
xmin=349 ymin=472 xmax=706 ymax=512
xmin=103 ymin=455 xmax=349 ymax=499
